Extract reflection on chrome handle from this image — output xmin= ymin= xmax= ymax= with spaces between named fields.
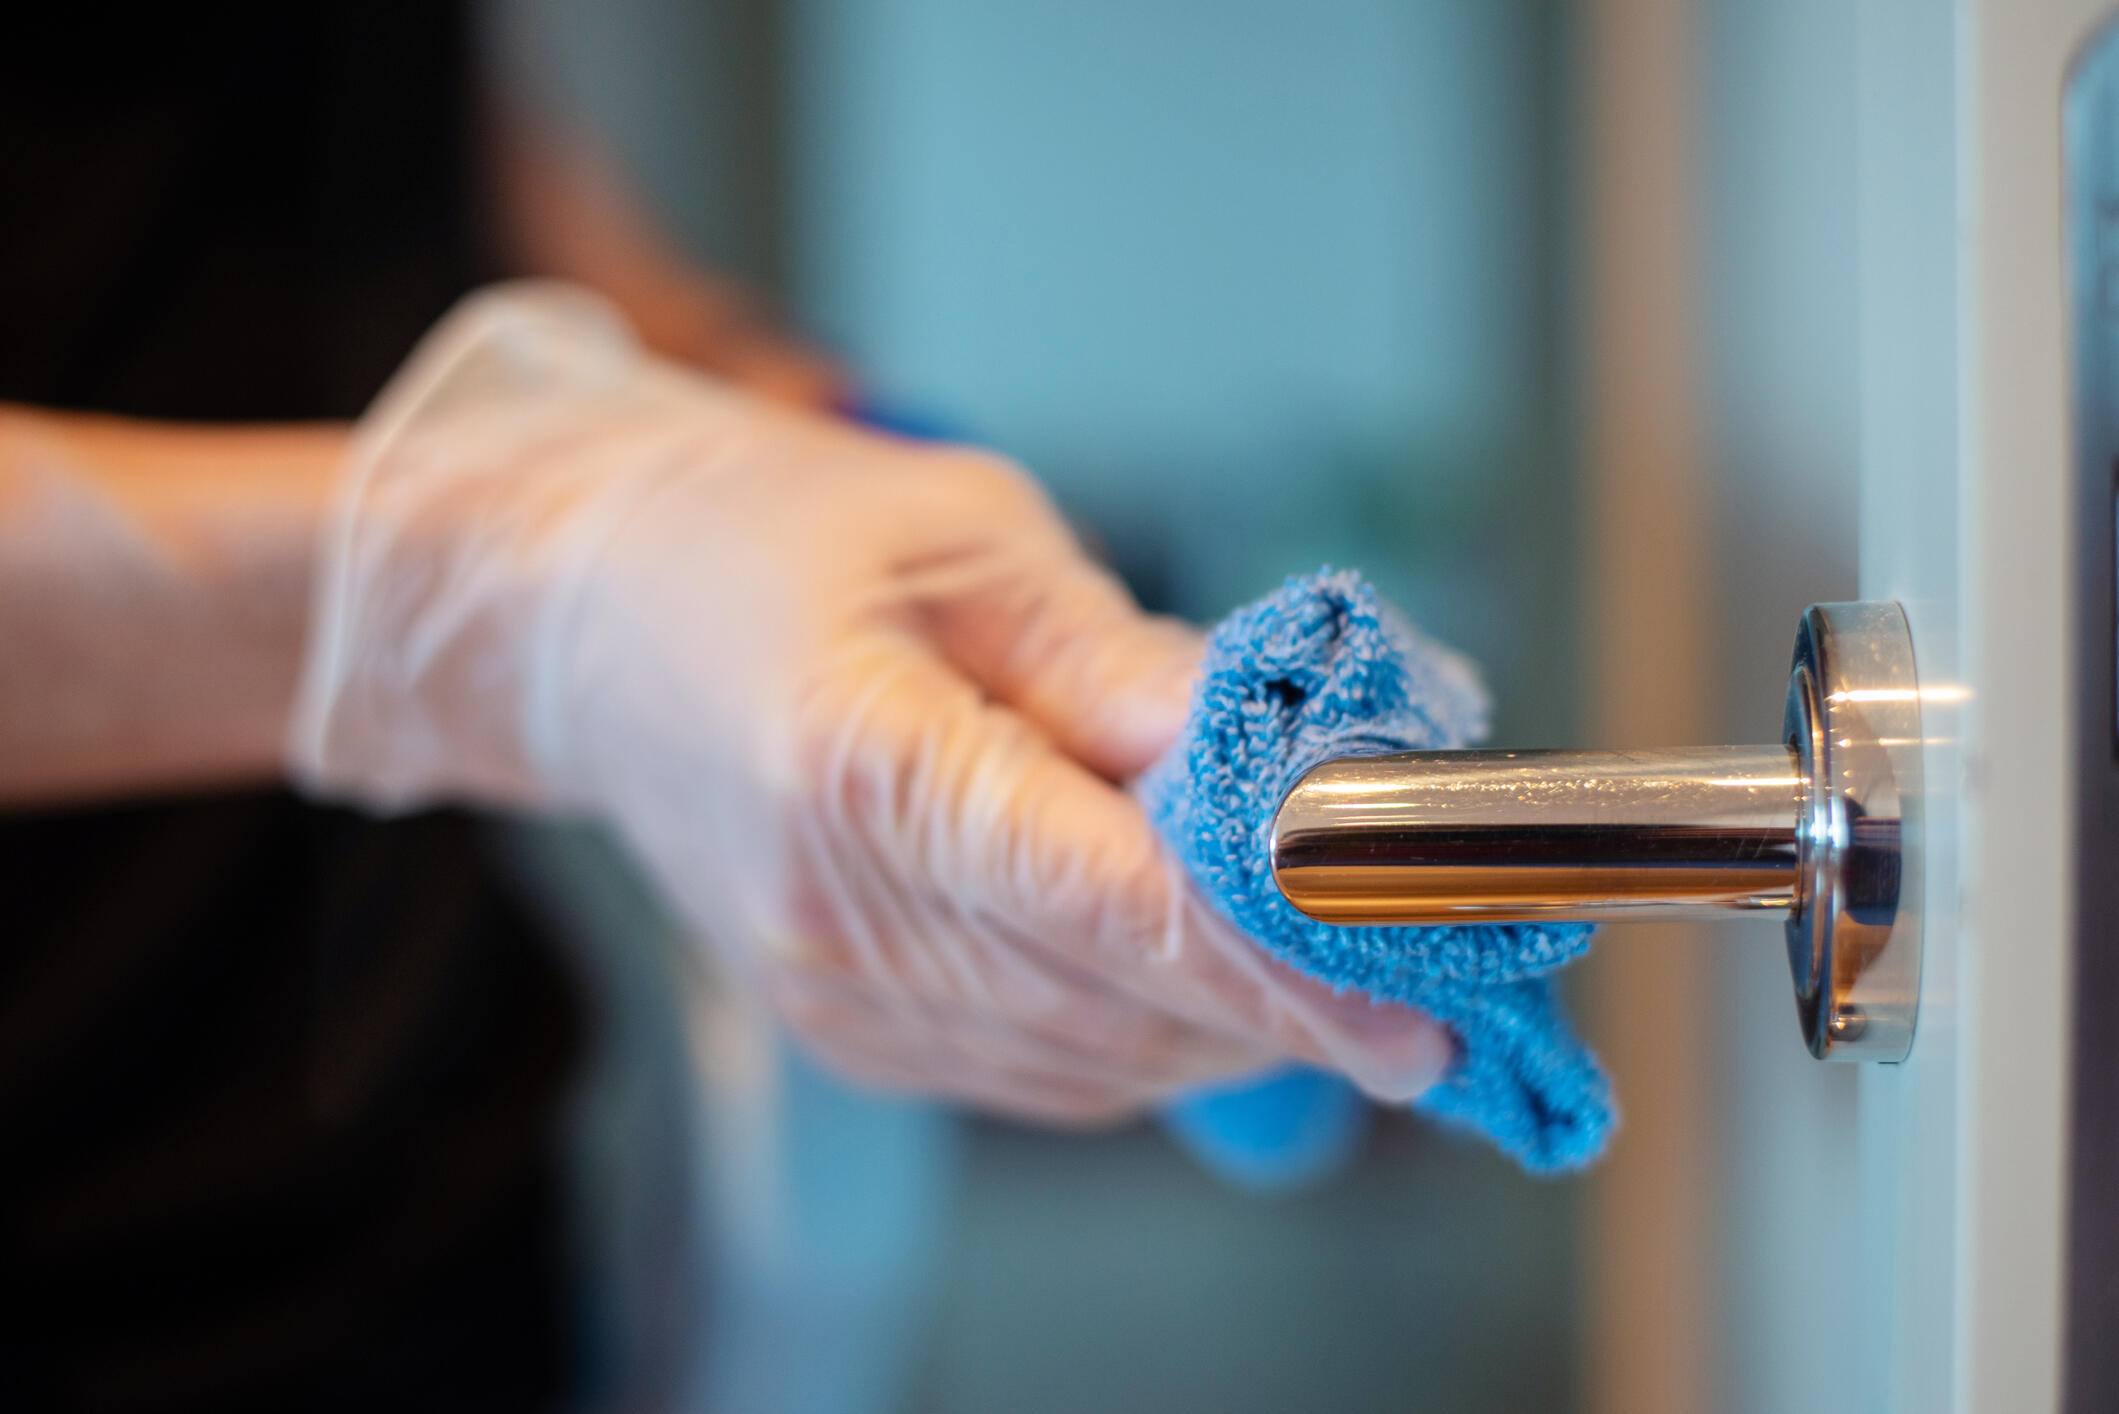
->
xmin=1269 ymin=745 xmax=1808 ymax=925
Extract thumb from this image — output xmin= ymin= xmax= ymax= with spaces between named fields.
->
xmin=925 ymin=549 xmax=1203 ymax=781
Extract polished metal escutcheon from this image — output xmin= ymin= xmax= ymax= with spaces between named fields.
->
xmin=1268 ymin=601 xmax=1923 ymax=1061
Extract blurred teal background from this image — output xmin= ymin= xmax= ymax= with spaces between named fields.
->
xmin=787 ymin=0 xmax=1582 ymax=748
xmin=500 ymin=2 xmax=1588 ymax=1411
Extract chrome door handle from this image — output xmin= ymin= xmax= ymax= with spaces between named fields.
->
xmin=1269 ymin=602 xmax=1923 ymax=1061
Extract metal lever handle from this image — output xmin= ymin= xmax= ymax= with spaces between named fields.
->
xmin=1267 ymin=602 xmax=1924 ymax=1061
xmin=1271 ymin=745 xmax=1807 ymax=925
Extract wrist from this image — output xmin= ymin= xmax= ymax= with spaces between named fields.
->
xmin=0 ymin=408 xmax=345 ymax=802
xmin=287 ymin=283 xmax=736 ymax=814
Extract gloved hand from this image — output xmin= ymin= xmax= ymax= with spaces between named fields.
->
xmin=290 ymin=283 xmax=1451 ymax=1124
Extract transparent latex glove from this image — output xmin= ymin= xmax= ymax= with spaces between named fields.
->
xmin=291 ymin=284 xmax=1451 ymax=1124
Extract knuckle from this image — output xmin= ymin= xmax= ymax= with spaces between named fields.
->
xmin=935 ymin=446 xmax=1051 ymax=516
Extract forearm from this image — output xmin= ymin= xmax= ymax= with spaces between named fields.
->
xmin=0 ymin=406 xmax=344 ymax=804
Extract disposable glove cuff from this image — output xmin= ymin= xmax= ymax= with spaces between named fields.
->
xmin=288 ymin=282 xmax=663 ymax=812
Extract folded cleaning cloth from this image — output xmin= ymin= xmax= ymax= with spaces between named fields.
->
xmin=1139 ymin=570 xmax=1613 ymax=1174
xmin=1161 ymin=1064 xmax=1370 ymax=1192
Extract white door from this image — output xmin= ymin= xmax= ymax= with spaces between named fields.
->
xmin=1583 ymin=4 xmax=2114 ymax=1411
xmin=1777 ymin=2 xmax=2110 ymax=1409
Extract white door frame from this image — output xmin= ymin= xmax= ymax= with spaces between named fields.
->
xmin=1586 ymin=3 xmax=2111 ymax=1410
xmin=1947 ymin=2 xmax=2109 ymax=1407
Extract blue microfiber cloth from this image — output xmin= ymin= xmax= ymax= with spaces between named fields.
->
xmin=1162 ymin=1065 xmax=1369 ymax=1193
xmin=1139 ymin=569 xmax=1613 ymax=1174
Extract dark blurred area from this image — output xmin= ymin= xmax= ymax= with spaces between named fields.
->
xmin=0 ymin=2 xmax=1588 ymax=1412
xmin=0 ymin=6 xmax=580 ymax=1412
xmin=0 ymin=6 xmax=495 ymax=417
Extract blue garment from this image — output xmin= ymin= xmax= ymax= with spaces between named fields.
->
xmin=1139 ymin=570 xmax=1612 ymax=1174
xmin=842 ymin=394 xmax=968 ymax=445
